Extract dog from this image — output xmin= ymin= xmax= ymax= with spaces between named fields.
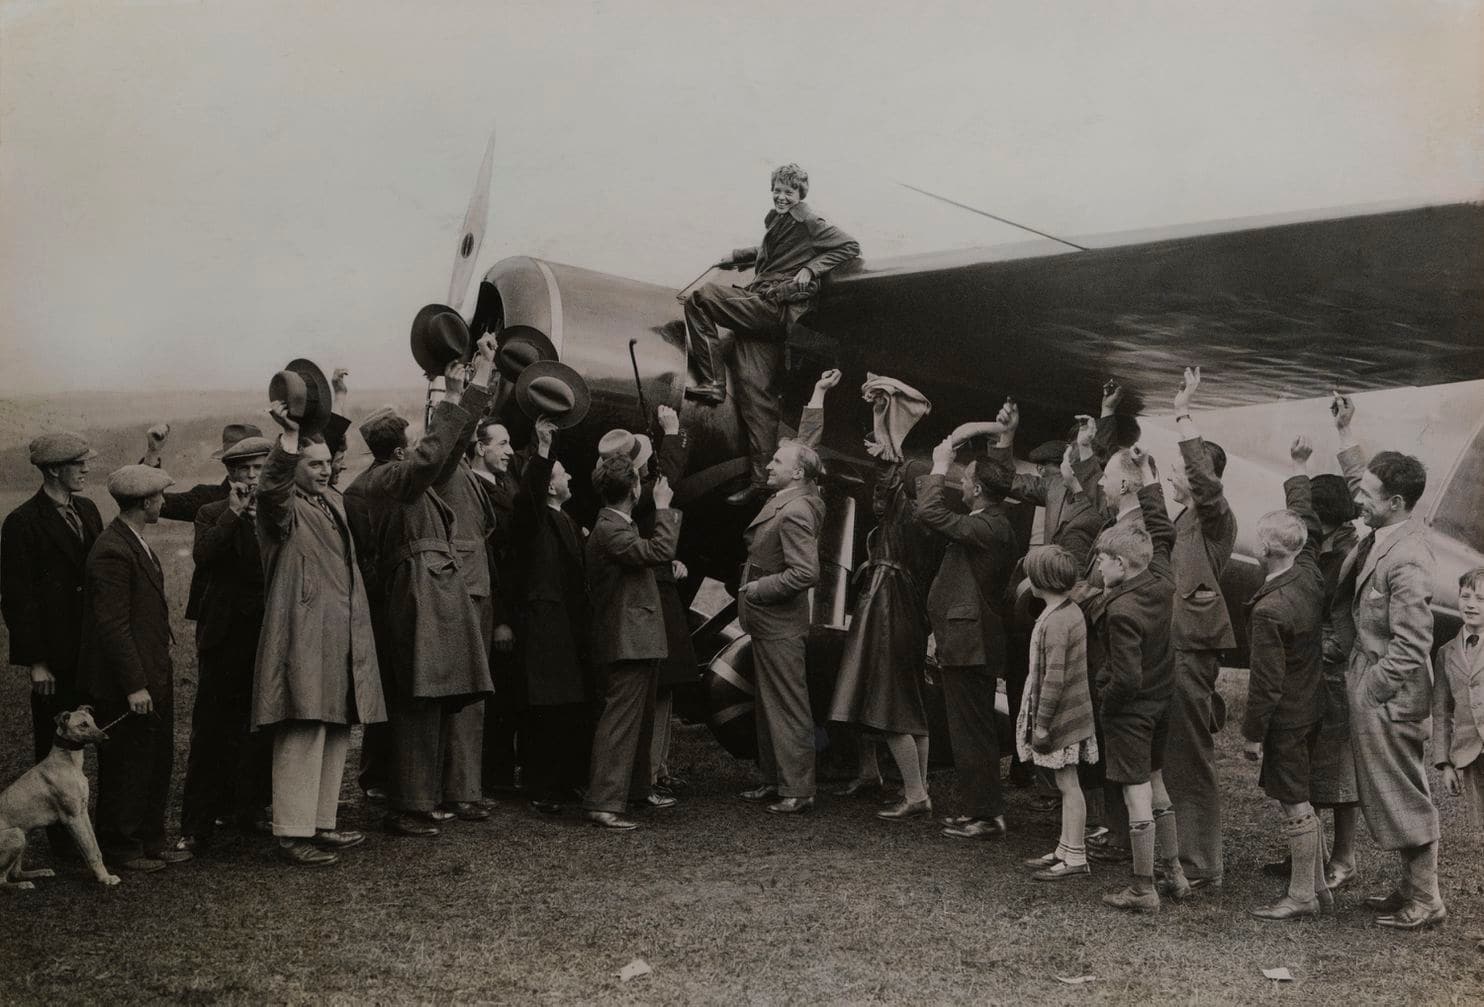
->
xmin=0 ymin=706 xmax=120 ymax=890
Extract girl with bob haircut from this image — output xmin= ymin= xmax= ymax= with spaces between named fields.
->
xmin=1017 ymin=545 xmax=1100 ymax=880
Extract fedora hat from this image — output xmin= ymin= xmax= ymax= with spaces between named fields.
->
xmin=410 ymin=304 xmax=472 ymax=379
xmin=268 ymin=358 xmax=333 ymax=437
xmin=495 ymin=325 xmax=559 ymax=383
xmin=210 ymin=423 xmax=266 ymax=459
xmin=597 ymin=428 xmax=653 ymax=472
xmin=515 ymin=360 xmax=591 ymax=430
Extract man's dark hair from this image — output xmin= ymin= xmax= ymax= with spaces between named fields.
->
xmin=1204 ymin=440 xmax=1228 ymax=479
xmin=362 ymin=414 xmax=410 ymax=462
xmin=592 ymin=454 xmax=638 ymax=505
xmin=1309 ymin=474 xmax=1357 ymax=527
xmin=1368 ymin=451 xmax=1427 ymax=510
xmin=968 ymin=455 xmax=1014 ymax=503
xmin=476 ymin=416 xmax=505 ymax=442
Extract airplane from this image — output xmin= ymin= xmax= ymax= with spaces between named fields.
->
xmin=429 ymin=156 xmax=1484 ymax=761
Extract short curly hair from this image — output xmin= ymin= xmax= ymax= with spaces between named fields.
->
xmin=592 ymin=454 xmax=639 ymax=505
xmin=1367 ymin=451 xmax=1427 ymax=510
xmin=770 ymin=163 xmax=809 ymax=199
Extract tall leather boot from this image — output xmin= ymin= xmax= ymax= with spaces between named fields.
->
xmin=1251 ymin=813 xmax=1319 ymax=920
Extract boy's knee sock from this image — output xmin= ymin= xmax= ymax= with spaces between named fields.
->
xmin=1153 ymin=807 xmax=1184 ymax=875
xmin=1284 ymin=813 xmax=1319 ymax=903
xmin=1129 ymin=819 xmax=1155 ymax=881
xmin=1312 ymin=822 xmax=1330 ymax=900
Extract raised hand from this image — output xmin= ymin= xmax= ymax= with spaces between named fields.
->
xmin=268 ymin=399 xmax=299 ymax=433
xmin=443 ymin=358 xmax=469 ymax=398
xmin=932 ymin=437 xmax=955 ymax=466
xmin=534 ymin=416 xmax=557 ymax=457
xmin=146 ymin=423 xmax=170 ymax=449
xmin=657 ymin=404 xmax=680 ymax=436
xmin=1075 ymin=414 xmax=1097 ymax=458
xmin=1173 ymin=366 xmax=1201 ymax=413
xmin=332 ymin=368 xmax=350 ymax=397
xmin=1330 ymin=390 xmax=1354 ymax=431
xmin=1101 ymin=380 xmax=1124 ymax=418
xmin=653 ymin=475 xmax=675 ymax=510
xmin=227 ymin=481 xmax=252 ymax=514
xmin=1290 ymin=435 xmax=1313 ymax=467
xmin=815 ymin=368 xmax=842 ymax=393
xmin=1130 ymin=445 xmax=1155 ymax=487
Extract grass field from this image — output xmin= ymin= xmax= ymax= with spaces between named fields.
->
xmin=1 ymin=490 xmax=1482 ymax=1006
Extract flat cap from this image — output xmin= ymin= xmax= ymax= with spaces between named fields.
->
xmin=221 ymin=436 xmax=273 ymax=463
xmin=29 ymin=432 xmax=97 ymax=467
xmin=1028 ymin=439 xmax=1068 ymax=464
xmin=358 ymin=406 xmax=407 ymax=439
xmin=107 ymin=464 xmax=175 ymax=500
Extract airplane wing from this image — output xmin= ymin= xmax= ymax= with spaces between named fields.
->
xmin=808 ymin=200 xmax=1484 ymax=439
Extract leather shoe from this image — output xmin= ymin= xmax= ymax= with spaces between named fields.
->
xmin=655 ymin=774 xmax=688 ymax=792
xmin=1034 ymin=862 xmax=1090 ymax=882
xmin=767 ymin=797 xmax=814 ymax=815
xmin=1023 ymin=851 xmax=1061 ymax=869
xmin=312 ymin=829 xmax=365 ymax=850
xmin=1324 ymin=861 xmax=1356 ymax=891
xmin=942 ymin=817 xmax=1006 ymax=840
xmin=589 ymin=811 xmax=639 ymax=831
xmin=632 ymin=792 xmax=678 ymax=810
xmin=277 ymin=840 xmax=339 ymax=868
xmin=384 ymin=813 xmax=440 ymax=838
xmin=1250 ymin=894 xmax=1319 ymax=921
xmin=877 ymin=798 xmax=932 ymax=821
xmin=1102 ymin=885 xmax=1160 ymax=912
xmin=684 ymin=383 xmax=726 ymax=406
xmin=1186 ymin=876 xmax=1221 ymax=892
xmin=1027 ymin=795 xmax=1060 ymax=814
xmin=442 ymin=801 xmax=491 ymax=822
xmin=832 ymin=776 xmax=884 ymax=798
xmin=118 ymin=857 xmax=166 ymax=873
xmin=530 ymin=799 xmax=564 ymax=815
xmin=423 ymin=809 xmax=456 ymax=823
xmin=153 ymin=847 xmax=194 ymax=865
xmin=941 ymin=814 xmax=973 ymax=827
xmin=739 ymin=785 xmax=779 ymax=803
xmin=1364 ymin=890 xmax=1408 ymax=914
xmin=726 ymin=485 xmax=764 ymax=507
xmin=1376 ymin=901 xmax=1447 ymax=931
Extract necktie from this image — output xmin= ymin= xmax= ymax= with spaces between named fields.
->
xmin=1468 ymin=634 xmax=1480 ymax=650
xmin=1347 ymin=532 xmax=1375 ymax=587
xmin=62 ymin=505 xmax=83 ymax=541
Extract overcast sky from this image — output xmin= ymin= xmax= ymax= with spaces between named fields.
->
xmin=2 ymin=0 xmax=1480 ymax=394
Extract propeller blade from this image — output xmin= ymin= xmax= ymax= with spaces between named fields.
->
xmin=448 ymin=128 xmax=497 ymax=313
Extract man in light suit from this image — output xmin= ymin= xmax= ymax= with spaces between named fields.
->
xmin=582 ymin=454 xmax=681 ymax=830
xmin=737 ymin=438 xmax=826 ymax=814
xmin=1331 ymin=393 xmax=1444 ymax=930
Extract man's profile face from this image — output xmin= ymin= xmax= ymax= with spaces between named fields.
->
xmin=1099 ymin=456 xmax=1123 ymax=502
xmin=295 ymin=444 xmax=333 ymax=496
xmin=329 ymin=450 xmax=347 ymax=487
xmin=549 ymin=460 xmax=572 ymax=503
xmin=771 ymin=181 xmax=802 ymax=214
xmin=142 ymin=491 xmax=165 ymax=524
xmin=478 ymin=424 xmax=513 ymax=474
xmin=958 ymin=462 xmax=977 ymax=505
xmin=1167 ymin=455 xmax=1192 ymax=505
xmin=1097 ymin=551 xmax=1125 ymax=587
xmin=1355 ymin=471 xmax=1400 ymax=529
xmin=765 ymin=443 xmax=801 ymax=490
xmin=51 ymin=461 xmax=89 ymax=494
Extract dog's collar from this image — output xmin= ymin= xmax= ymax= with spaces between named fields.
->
xmin=53 ymin=733 xmax=88 ymax=752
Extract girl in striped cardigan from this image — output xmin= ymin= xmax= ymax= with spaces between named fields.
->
xmin=1017 ymin=545 xmax=1100 ymax=880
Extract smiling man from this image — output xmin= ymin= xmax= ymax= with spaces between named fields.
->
xmin=681 ymin=163 xmax=860 ymax=505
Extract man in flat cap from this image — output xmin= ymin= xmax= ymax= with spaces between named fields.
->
xmin=254 ymin=406 xmax=384 ymax=867
xmin=1 ymin=432 xmax=105 ymax=859
xmin=175 ymin=436 xmax=274 ymax=852
xmin=77 ymin=464 xmax=193 ymax=873
xmin=343 ymin=336 xmax=499 ymax=837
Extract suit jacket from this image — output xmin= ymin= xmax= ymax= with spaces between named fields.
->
xmin=192 ymin=498 xmax=264 ymax=653
xmin=587 ymin=505 xmax=680 ymax=664
xmin=1088 ymin=482 xmax=1176 ymax=718
xmin=1241 ymin=475 xmax=1325 ymax=741
xmin=1171 ymin=437 xmax=1238 ymax=651
xmin=1 ymin=488 xmax=103 ymax=680
xmin=1433 ymin=632 xmax=1484 ymax=770
xmin=915 ymin=474 xmax=1017 ymax=669
xmin=156 ymin=474 xmax=230 ymax=622
xmin=77 ymin=519 xmax=174 ymax=704
xmin=513 ymin=452 xmax=591 ymax=705
xmin=738 ymin=485 xmax=824 ymax=643
xmin=342 ymin=386 xmax=493 ymax=702
xmin=988 ymin=449 xmax=1102 ymax=570
xmin=253 ymin=441 xmax=385 ymax=728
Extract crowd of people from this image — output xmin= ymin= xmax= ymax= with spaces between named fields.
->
xmin=1 ymin=164 xmax=1477 ymax=932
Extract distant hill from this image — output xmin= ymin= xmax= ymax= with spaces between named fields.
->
xmin=0 ymin=388 xmax=426 ymax=490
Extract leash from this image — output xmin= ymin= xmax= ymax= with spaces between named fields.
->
xmin=98 ymin=709 xmax=156 ymax=732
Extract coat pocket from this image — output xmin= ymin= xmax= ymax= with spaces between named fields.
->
xmin=300 ymin=568 xmax=318 ymax=606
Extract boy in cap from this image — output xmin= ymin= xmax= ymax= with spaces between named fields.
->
xmin=682 ymin=163 xmax=860 ymax=505
xmin=1 ymin=432 xmax=105 ymax=858
xmin=77 ymin=464 xmax=192 ymax=872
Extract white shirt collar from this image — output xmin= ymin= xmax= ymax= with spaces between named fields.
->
xmin=602 ymin=506 xmax=633 ymax=524
xmin=1368 ymin=520 xmax=1407 ymax=551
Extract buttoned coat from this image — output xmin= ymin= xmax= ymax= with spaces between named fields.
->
xmin=587 ymin=505 xmax=681 ymax=665
xmin=155 ymin=475 xmax=230 ymax=621
xmin=1 ymin=488 xmax=103 ymax=681
xmin=192 ymin=498 xmax=264 ymax=653
xmin=1241 ymin=475 xmax=1325 ymax=741
xmin=342 ymin=387 xmax=493 ymax=703
xmin=915 ymin=474 xmax=1017 ymax=669
xmin=512 ymin=452 xmax=592 ymax=705
xmin=252 ymin=441 xmax=385 ymax=729
xmin=1432 ymin=632 xmax=1484 ymax=771
xmin=76 ymin=520 xmax=174 ymax=704
xmin=738 ymin=485 xmax=825 ymax=643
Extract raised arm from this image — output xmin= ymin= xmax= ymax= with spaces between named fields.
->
xmin=193 ymin=501 xmax=245 ymax=566
xmin=915 ymin=442 xmax=1001 ymax=548
xmin=1286 ymin=436 xmax=1323 ymax=575
xmin=255 ymin=409 xmax=301 ymax=543
xmin=797 ymin=369 xmax=839 ymax=451
xmin=1330 ymin=392 xmax=1368 ymax=491
xmin=603 ymin=507 xmax=681 ymax=568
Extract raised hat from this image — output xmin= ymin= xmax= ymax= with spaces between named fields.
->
xmin=268 ymin=358 xmax=334 ymax=437
xmin=495 ymin=325 xmax=559 ymax=383
xmin=107 ymin=464 xmax=175 ymax=500
xmin=597 ymin=428 xmax=653 ymax=472
xmin=209 ymin=423 xmax=265 ymax=459
xmin=220 ymin=436 xmax=273 ymax=463
xmin=410 ymin=304 xmax=472 ymax=379
xmin=515 ymin=360 xmax=591 ymax=431
xmin=29 ymin=432 xmax=97 ymax=467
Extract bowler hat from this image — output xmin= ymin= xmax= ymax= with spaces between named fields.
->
xmin=209 ymin=423 xmax=265 ymax=459
xmin=29 ymin=432 xmax=97 ymax=468
xmin=107 ymin=464 xmax=175 ymax=501
xmin=411 ymin=304 xmax=472 ymax=379
xmin=495 ymin=325 xmax=558 ymax=383
xmin=597 ymin=428 xmax=653 ymax=473
xmin=515 ymin=360 xmax=591 ymax=430
xmin=220 ymin=436 xmax=273 ymax=464
xmin=268 ymin=358 xmax=334 ymax=437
